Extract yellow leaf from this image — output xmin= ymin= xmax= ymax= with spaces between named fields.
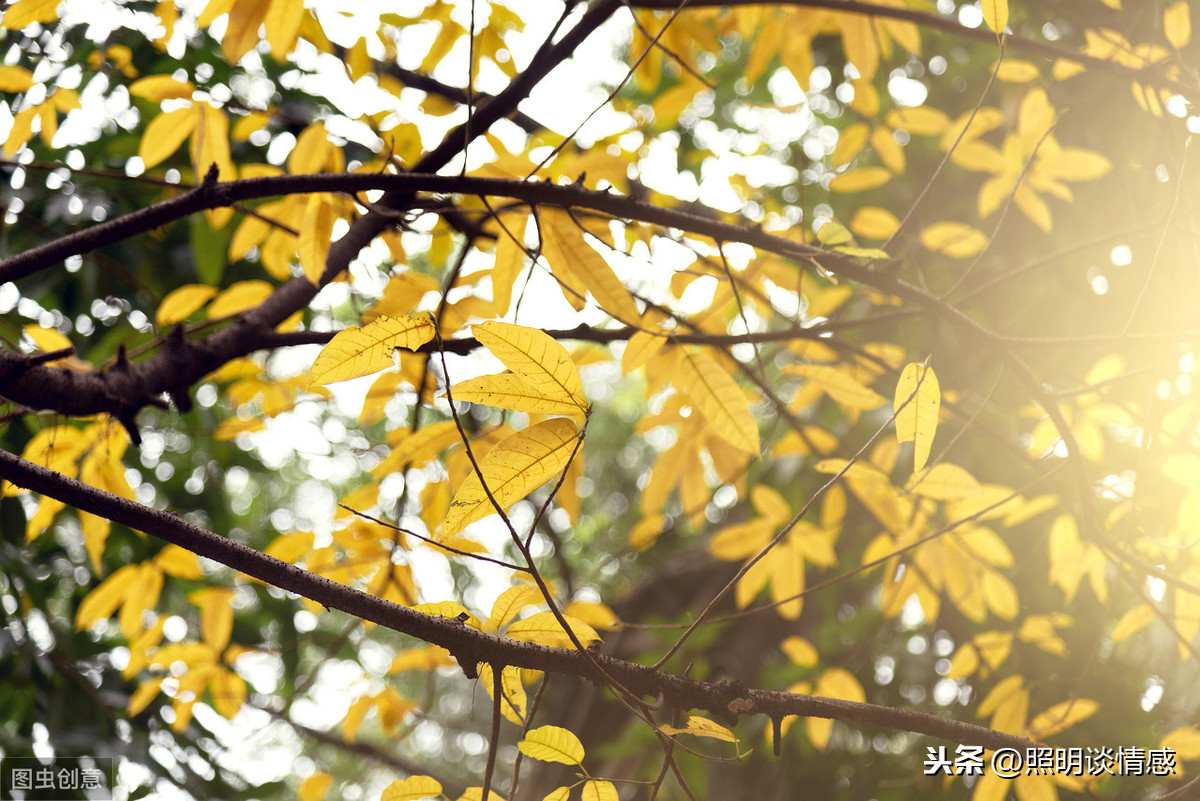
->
xmin=129 ymin=75 xmax=195 ymax=101
xmin=518 ymin=725 xmax=585 ymax=765
xmin=298 ymin=773 xmax=333 ymax=801
xmin=155 ymin=544 xmax=204 ymax=579
xmin=477 ymin=663 xmax=527 ymax=725
xmin=0 ymin=66 xmax=34 ymax=91
xmin=388 ymin=645 xmax=454 ymax=674
xmin=1166 ymin=1 xmax=1191 ymax=48
xmin=786 ymin=363 xmax=887 ymax=410
xmin=119 ymin=562 xmax=162 ymax=639
xmin=1 ymin=0 xmax=61 ymax=29
xmin=629 ymin=514 xmax=666 ymax=551
xmin=883 ymin=106 xmax=950 ymax=136
xmin=265 ymin=0 xmax=304 ymax=58
xmin=562 ymin=600 xmax=619 ymax=631
xmin=209 ymin=279 xmax=273 ymax=319
xmin=373 ymin=421 xmax=461 ymax=475
xmin=993 ymin=59 xmax=1040 ymax=82
xmin=440 ymin=418 xmax=582 ymax=540
xmin=382 ymin=776 xmax=443 ymax=801
xmin=156 ymin=284 xmax=218 ymax=325
xmin=76 ymin=565 xmax=137 ymax=630
xmin=224 ymin=0 xmax=269 ymax=63
xmin=906 ymin=463 xmax=981 ymax=500
xmin=848 ymin=206 xmax=899 ymax=240
xmin=539 ymin=209 xmax=641 ymax=324
xmin=412 ymin=601 xmax=482 ymax=629
xmin=808 ymin=668 xmax=865 ymax=750
xmin=660 ymin=715 xmax=738 ymax=742
xmin=832 ymin=123 xmax=870 ymax=167
xmin=484 ymin=585 xmax=543 ymax=633
xmin=947 ymin=644 xmax=980 ymax=678
xmin=981 ymin=0 xmax=1008 ymax=34
xmin=449 ymin=373 xmax=586 ymax=416
xmin=127 ymin=677 xmax=164 ymax=717
xmin=582 ymin=781 xmax=618 ymax=801
xmin=473 ymin=321 xmax=588 ymax=412
xmin=919 ymin=221 xmax=988 ymax=258
xmin=829 ymin=167 xmax=892 ymax=192
xmin=894 ymin=362 xmax=940 ymax=471
xmin=211 ymin=666 xmax=246 ymax=718
xmin=190 ymin=587 xmax=235 ymax=652
xmin=1163 ymin=726 xmax=1200 ymax=760
xmin=263 ymin=531 xmax=315 ymax=565
xmin=299 ymin=193 xmax=338 ymax=285
xmin=1111 ymin=603 xmax=1155 ymax=642
xmin=1027 ymin=699 xmax=1098 ymax=739
xmin=491 ymin=215 xmax=528 ymax=315
xmin=310 ymin=313 xmax=436 ymax=385
xmin=505 ymin=611 xmax=600 ymax=648
xmin=190 ymin=102 xmax=233 ymax=180
xmin=542 ymin=788 xmax=570 ymax=801
xmin=140 ymin=105 xmax=198 ymax=170
xmin=621 ymin=330 xmax=667 ymax=374
xmin=674 ymin=350 xmax=760 ymax=454
xmin=456 ymin=790 xmax=505 ymax=801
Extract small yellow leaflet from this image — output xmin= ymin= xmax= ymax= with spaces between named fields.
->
xmin=310 ymin=313 xmax=436 ymax=385
xmin=982 ymin=0 xmax=1008 ymax=34
xmin=582 ymin=781 xmax=618 ymax=801
xmin=449 ymin=372 xmax=587 ymax=416
xmin=539 ymin=209 xmax=641 ymax=324
xmin=894 ymin=362 xmax=940 ymax=471
xmin=381 ymin=775 xmax=443 ymax=801
xmin=298 ymin=773 xmax=332 ymax=801
xmin=440 ymin=418 xmax=581 ymax=540
xmin=472 ymin=321 xmax=588 ymax=412
xmin=674 ymin=350 xmax=760 ymax=454
xmin=505 ymin=612 xmax=601 ymax=648
xmin=156 ymin=284 xmax=218 ymax=325
xmin=660 ymin=715 xmax=738 ymax=742
xmin=477 ymin=663 xmax=527 ymax=725
xmin=518 ymin=725 xmax=585 ymax=765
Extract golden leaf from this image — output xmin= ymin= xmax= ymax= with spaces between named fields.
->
xmin=894 ymin=362 xmax=940 ymax=471
xmin=1166 ymin=1 xmax=1191 ymax=49
xmin=786 ymin=363 xmax=887 ymax=410
xmin=440 ymin=418 xmax=582 ymax=540
xmin=472 ymin=321 xmax=588 ymax=412
xmin=518 ymin=725 xmax=585 ymax=765
xmin=674 ymin=350 xmax=760 ymax=454
xmin=129 ymin=75 xmax=195 ymax=101
xmin=224 ymin=0 xmax=270 ymax=63
xmin=505 ymin=612 xmax=600 ymax=648
xmin=139 ymin=105 xmax=198 ymax=170
xmin=660 ymin=715 xmax=738 ymax=742
xmin=156 ymin=284 xmax=218 ymax=325
xmin=829 ymin=167 xmax=892 ymax=192
xmin=208 ymin=279 xmax=273 ymax=319
xmin=919 ymin=221 xmax=989 ymax=258
xmin=539 ymin=209 xmax=641 ymax=323
xmin=981 ymin=0 xmax=1008 ymax=34
xmin=449 ymin=372 xmax=587 ymax=416
xmin=310 ymin=313 xmax=436 ymax=385
xmin=382 ymin=776 xmax=443 ymax=801
xmin=582 ymin=781 xmax=618 ymax=801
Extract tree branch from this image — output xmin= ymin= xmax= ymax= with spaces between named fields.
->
xmin=0 ymin=446 xmax=1036 ymax=753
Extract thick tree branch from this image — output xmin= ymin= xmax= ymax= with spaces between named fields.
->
xmin=0 ymin=446 xmax=1036 ymax=753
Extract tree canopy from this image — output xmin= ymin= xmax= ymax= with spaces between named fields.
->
xmin=2 ymin=0 xmax=1200 ymax=799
